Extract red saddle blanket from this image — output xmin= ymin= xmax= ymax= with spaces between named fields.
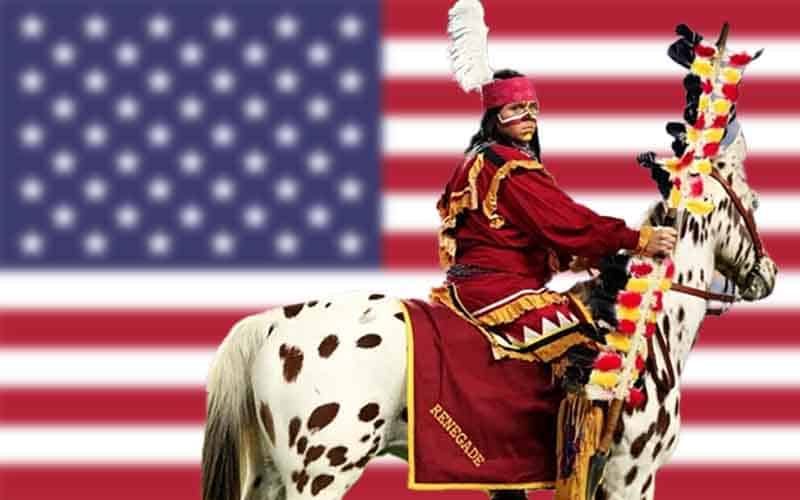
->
xmin=400 ymin=298 xmax=564 ymax=492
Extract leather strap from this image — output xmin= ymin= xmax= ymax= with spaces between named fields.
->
xmin=666 ymin=168 xmax=762 ymax=304
xmin=670 ymin=282 xmax=736 ymax=303
xmin=709 ymin=169 xmax=764 ymax=258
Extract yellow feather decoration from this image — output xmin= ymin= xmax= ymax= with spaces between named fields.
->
xmin=590 ymin=371 xmax=619 ymax=389
xmin=703 ymin=128 xmax=725 ymax=143
xmin=665 ymin=158 xmax=681 ymax=175
xmin=723 ymin=67 xmax=742 ymax=84
xmin=699 ymin=94 xmax=710 ymax=111
xmin=687 ymin=127 xmax=700 ymax=144
xmin=606 ymin=333 xmax=631 ymax=352
xmin=669 ymin=186 xmax=682 ymax=208
xmin=694 ymin=158 xmax=712 ymax=174
xmin=687 ymin=198 xmax=714 ymax=215
xmin=713 ymin=99 xmax=732 ymax=115
xmin=660 ymin=278 xmax=672 ymax=291
xmin=617 ymin=306 xmax=641 ymax=322
xmin=626 ymin=278 xmax=650 ymax=293
xmin=691 ymin=59 xmax=713 ymax=78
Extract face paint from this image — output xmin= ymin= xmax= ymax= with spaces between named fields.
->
xmin=497 ymin=101 xmax=540 ymax=126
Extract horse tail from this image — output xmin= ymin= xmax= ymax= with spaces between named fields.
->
xmin=202 ymin=313 xmax=270 ymax=500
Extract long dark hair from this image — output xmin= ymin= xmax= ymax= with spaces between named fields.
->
xmin=466 ymin=69 xmax=542 ymax=161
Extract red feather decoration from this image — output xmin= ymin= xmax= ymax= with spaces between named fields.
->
xmin=703 ymin=142 xmax=720 ymax=157
xmin=636 ymin=355 xmax=646 ymax=372
xmin=694 ymin=113 xmax=706 ymax=130
xmin=594 ymin=352 xmax=623 ymax=371
xmin=690 ymin=176 xmax=704 ymax=197
xmin=627 ymin=387 xmax=646 ymax=409
xmin=722 ymin=83 xmax=739 ymax=101
xmin=673 ymin=177 xmax=682 ymax=188
xmin=701 ymin=79 xmax=713 ymax=94
xmin=619 ymin=290 xmax=643 ymax=308
xmin=712 ymin=114 xmax=729 ymax=128
xmin=694 ymin=44 xmax=716 ymax=57
xmin=679 ymin=150 xmax=694 ymax=167
xmin=652 ymin=291 xmax=664 ymax=312
xmin=645 ymin=322 xmax=656 ymax=338
xmin=665 ymin=260 xmax=675 ymax=279
xmin=630 ymin=263 xmax=653 ymax=278
xmin=618 ymin=319 xmax=637 ymax=335
xmin=729 ymin=52 xmax=753 ymax=66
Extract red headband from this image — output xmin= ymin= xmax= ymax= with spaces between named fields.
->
xmin=481 ymin=76 xmax=538 ymax=110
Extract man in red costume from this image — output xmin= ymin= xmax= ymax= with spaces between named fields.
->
xmin=430 ymin=70 xmax=678 ymax=499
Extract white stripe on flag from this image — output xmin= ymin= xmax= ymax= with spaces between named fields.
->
xmin=384 ymin=116 xmax=800 ymax=155
xmin=385 ymin=193 xmax=800 ymax=232
xmin=0 ymin=272 xmax=797 ymax=309
xmin=1 ymin=425 xmax=799 ymax=464
xmin=1 ymin=348 xmax=799 ymax=387
xmin=384 ymin=38 xmax=800 ymax=77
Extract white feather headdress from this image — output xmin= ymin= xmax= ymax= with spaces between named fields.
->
xmin=447 ymin=0 xmax=494 ymax=93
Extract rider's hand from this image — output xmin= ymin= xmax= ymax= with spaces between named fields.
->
xmin=642 ymin=227 xmax=678 ymax=257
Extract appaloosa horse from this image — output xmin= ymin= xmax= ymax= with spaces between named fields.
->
xmin=201 ymin=123 xmax=776 ymax=500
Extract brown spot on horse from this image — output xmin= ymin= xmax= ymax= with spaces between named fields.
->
xmin=356 ymin=334 xmax=382 ymax=348
xmin=311 ymin=475 xmax=334 ymax=496
xmin=307 ymin=403 xmax=340 ymax=433
xmin=304 ymin=445 xmax=326 ymax=467
xmin=318 ymin=335 xmax=339 ymax=358
xmin=260 ymin=402 xmax=276 ymax=445
xmin=283 ymin=303 xmax=304 ymax=318
xmin=288 ymin=417 xmax=301 ymax=447
xmin=297 ymin=436 xmax=308 ymax=454
xmin=368 ymin=294 xmax=385 ymax=300
xmin=657 ymin=406 xmax=671 ymax=436
xmin=631 ymin=423 xmax=656 ymax=458
xmin=641 ymin=474 xmax=653 ymax=494
xmin=394 ymin=312 xmax=405 ymax=322
xmin=624 ymin=466 xmax=638 ymax=486
xmin=358 ymin=403 xmax=380 ymax=421
xmin=327 ymin=446 xmax=348 ymax=466
xmin=652 ymin=441 xmax=663 ymax=459
xmin=279 ymin=344 xmax=304 ymax=383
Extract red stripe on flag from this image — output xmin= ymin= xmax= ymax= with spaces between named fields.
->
xmin=0 ymin=309 xmax=798 ymax=348
xmin=384 ymin=0 xmax=800 ymax=36
xmin=2 ymin=388 xmax=799 ymax=424
xmin=0 ymin=310 xmax=251 ymax=347
xmin=383 ymin=233 xmax=800 ymax=275
xmin=1 ymin=465 xmax=798 ymax=499
xmin=0 ymin=388 xmax=205 ymax=424
xmin=384 ymin=155 xmax=800 ymax=192
xmin=385 ymin=78 xmax=800 ymax=115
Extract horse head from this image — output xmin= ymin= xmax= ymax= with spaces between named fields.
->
xmin=705 ymin=124 xmax=778 ymax=301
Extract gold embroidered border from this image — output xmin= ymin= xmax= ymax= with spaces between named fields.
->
xmin=437 ymin=154 xmax=486 ymax=268
xmin=475 ymin=291 xmax=568 ymax=326
xmin=482 ymin=159 xmax=543 ymax=229
xmin=403 ymin=300 xmax=555 ymax=492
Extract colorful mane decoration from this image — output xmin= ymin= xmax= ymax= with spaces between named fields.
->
xmin=584 ymin=25 xmax=760 ymax=410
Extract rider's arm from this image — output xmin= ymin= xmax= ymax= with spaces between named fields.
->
xmin=499 ymin=169 xmax=647 ymax=264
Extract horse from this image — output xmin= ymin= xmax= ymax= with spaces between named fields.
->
xmin=200 ymin=122 xmax=777 ymax=500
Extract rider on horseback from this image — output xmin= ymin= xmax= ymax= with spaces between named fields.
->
xmin=430 ymin=69 xmax=679 ymax=500
xmin=432 ymin=69 xmax=678 ymax=361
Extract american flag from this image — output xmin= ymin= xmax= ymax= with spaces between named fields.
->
xmin=0 ymin=1 xmax=798 ymax=499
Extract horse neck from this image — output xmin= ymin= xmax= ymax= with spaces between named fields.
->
xmin=666 ymin=216 xmax=716 ymax=369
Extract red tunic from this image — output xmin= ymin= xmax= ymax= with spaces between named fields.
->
xmin=431 ymin=142 xmax=643 ymax=362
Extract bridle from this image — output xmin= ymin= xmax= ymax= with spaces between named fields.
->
xmin=667 ymin=167 xmax=765 ymax=304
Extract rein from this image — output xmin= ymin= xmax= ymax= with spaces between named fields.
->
xmin=666 ymin=167 xmax=764 ymax=304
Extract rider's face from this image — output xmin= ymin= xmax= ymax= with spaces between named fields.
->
xmin=497 ymin=100 xmax=538 ymax=143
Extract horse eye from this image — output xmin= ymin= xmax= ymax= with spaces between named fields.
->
xmin=751 ymin=192 xmax=760 ymax=211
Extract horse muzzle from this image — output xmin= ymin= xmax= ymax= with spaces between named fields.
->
xmin=739 ymin=255 xmax=778 ymax=301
